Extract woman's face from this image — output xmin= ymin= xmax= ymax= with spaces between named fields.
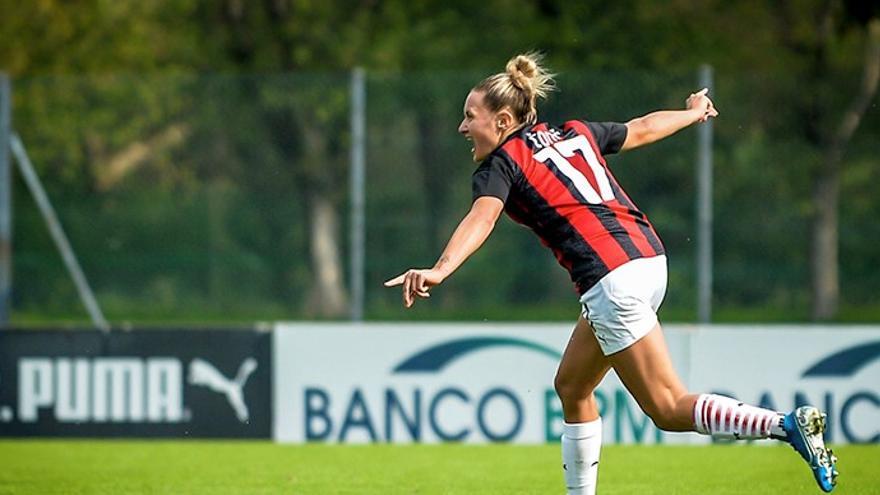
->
xmin=458 ymin=90 xmax=504 ymax=162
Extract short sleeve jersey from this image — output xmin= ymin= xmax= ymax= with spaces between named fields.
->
xmin=472 ymin=120 xmax=665 ymax=294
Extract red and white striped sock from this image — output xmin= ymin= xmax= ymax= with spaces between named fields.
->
xmin=693 ymin=394 xmax=786 ymax=440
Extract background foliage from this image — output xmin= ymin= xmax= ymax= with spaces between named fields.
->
xmin=1 ymin=0 xmax=878 ymax=324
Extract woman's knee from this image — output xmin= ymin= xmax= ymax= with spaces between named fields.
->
xmin=642 ymin=395 xmax=690 ymax=431
xmin=645 ymin=403 xmax=678 ymax=430
xmin=554 ymin=371 xmax=592 ymax=404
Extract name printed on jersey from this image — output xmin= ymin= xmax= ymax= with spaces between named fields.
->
xmin=524 ymin=128 xmax=563 ymax=150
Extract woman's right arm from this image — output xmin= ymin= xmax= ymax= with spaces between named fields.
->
xmin=620 ymin=88 xmax=718 ymax=151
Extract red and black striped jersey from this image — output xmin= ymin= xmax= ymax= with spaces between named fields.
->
xmin=472 ymin=120 xmax=665 ymax=295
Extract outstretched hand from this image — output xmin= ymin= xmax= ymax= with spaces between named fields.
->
xmin=384 ymin=269 xmax=445 ymax=308
xmin=686 ymin=88 xmax=719 ymax=123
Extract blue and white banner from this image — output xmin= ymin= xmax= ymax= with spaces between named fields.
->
xmin=687 ymin=325 xmax=880 ymax=445
xmin=272 ymin=323 xmax=880 ymax=445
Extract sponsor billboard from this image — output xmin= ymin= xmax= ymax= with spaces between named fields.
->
xmin=273 ymin=323 xmax=880 ymax=445
xmin=688 ymin=325 xmax=880 ymax=445
xmin=0 ymin=329 xmax=272 ymax=438
xmin=273 ymin=323 xmax=682 ymax=444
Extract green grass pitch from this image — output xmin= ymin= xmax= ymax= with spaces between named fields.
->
xmin=0 ymin=441 xmax=877 ymax=494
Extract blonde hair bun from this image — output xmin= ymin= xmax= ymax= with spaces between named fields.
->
xmin=475 ymin=52 xmax=556 ymax=125
xmin=505 ymin=52 xmax=554 ymax=100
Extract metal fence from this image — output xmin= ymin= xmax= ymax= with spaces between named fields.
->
xmin=2 ymin=68 xmax=878 ymax=326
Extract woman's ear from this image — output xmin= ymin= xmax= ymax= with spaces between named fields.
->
xmin=496 ymin=109 xmax=515 ymax=131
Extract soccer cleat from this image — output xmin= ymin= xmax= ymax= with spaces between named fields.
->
xmin=783 ymin=406 xmax=838 ymax=492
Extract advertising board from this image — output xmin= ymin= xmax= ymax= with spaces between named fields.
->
xmin=273 ymin=323 xmax=879 ymax=445
xmin=0 ymin=329 xmax=272 ymax=438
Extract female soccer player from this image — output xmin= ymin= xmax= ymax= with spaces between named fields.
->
xmin=385 ymin=53 xmax=838 ymax=493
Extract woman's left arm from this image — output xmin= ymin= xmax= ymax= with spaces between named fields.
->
xmin=384 ymin=196 xmax=504 ymax=308
xmin=621 ymin=88 xmax=718 ymax=151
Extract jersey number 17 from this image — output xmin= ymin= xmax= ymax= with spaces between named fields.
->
xmin=533 ymin=135 xmax=614 ymax=204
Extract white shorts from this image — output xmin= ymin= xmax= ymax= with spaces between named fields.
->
xmin=579 ymin=255 xmax=667 ymax=356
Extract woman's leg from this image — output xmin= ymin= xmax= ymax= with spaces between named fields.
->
xmin=610 ymin=323 xmax=792 ymax=437
xmin=606 ymin=322 xmax=697 ymax=431
xmin=609 ymin=323 xmax=838 ymax=491
xmin=553 ymin=316 xmax=612 ymax=495
xmin=610 ymin=322 xmax=788 ymax=435
xmin=555 ymin=316 xmax=612 ymax=422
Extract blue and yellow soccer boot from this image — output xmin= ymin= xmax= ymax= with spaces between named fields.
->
xmin=783 ymin=406 xmax=838 ymax=492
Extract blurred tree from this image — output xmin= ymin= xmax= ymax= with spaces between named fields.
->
xmin=613 ymin=0 xmax=880 ymax=320
xmin=1 ymin=0 xmax=878 ymax=322
xmin=814 ymin=10 xmax=878 ymax=320
xmin=191 ymin=0 xmax=423 ymax=316
xmin=769 ymin=1 xmax=880 ymax=320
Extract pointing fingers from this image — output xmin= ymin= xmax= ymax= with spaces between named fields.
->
xmin=384 ymin=273 xmax=405 ymax=287
xmin=386 ymin=269 xmax=434 ymax=308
